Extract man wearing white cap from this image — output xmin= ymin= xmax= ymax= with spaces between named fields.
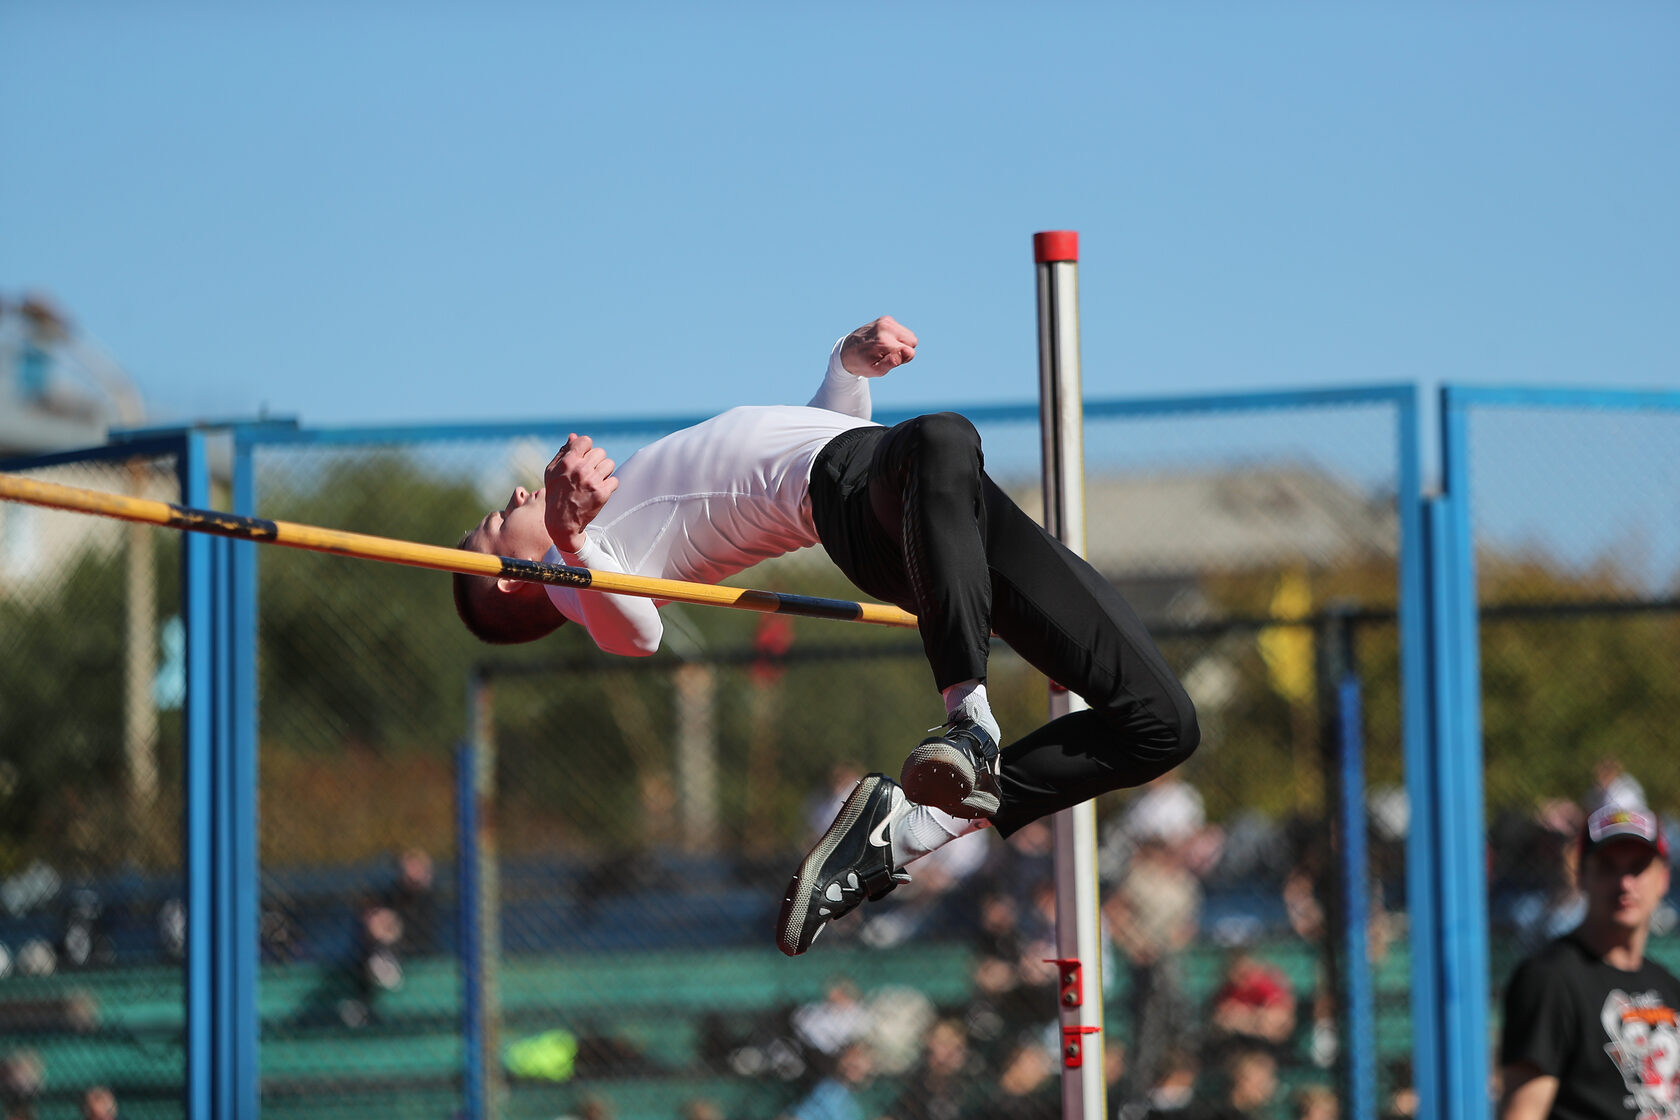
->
xmin=1500 ymin=805 xmax=1680 ymax=1119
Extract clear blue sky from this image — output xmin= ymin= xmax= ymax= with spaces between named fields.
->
xmin=3 ymin=2 xmax=1676 ymax=428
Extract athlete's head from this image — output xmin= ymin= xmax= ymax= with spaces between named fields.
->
xmin=452 ymin=485 xmax=565 ymax=644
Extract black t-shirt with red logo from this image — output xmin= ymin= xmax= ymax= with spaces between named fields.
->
xmin=1502 ymin=934 xmax=1680 ymax=1119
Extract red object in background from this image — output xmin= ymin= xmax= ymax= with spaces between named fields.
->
xmin=750 ymin=614 xmax=794 ymax=686
xmin=1214 ymin=956 xmax=1292 ymax=1011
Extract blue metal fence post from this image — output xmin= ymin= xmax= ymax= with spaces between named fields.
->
xmin=181 ymin=430 xmax=217 ymax=1119
xmin=1396 ymin=393 xmax=1444 ymax=1120
xmin=1325 ymin=610 xmax=1377 ymax=1120
xmin=212 ymin=531 xmax=235 ymax=1120
xmin=230 ymin=433 xmax=262 ymax=1116
xmin=179 ymin=425 xmax=261 ymax=1120
xmin=1433 ymin=391 xmax=1491 ymax=1120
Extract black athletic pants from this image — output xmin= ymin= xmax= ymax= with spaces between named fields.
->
xmin=809 ymin=413 xmax=1200 ymax=836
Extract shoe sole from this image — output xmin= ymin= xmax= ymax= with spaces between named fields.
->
xmin=776 ymin=776 xmax=884 ymax=957
xmin=900 ymin=743 xmax=999 ymax=820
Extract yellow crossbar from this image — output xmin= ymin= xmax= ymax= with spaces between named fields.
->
xmin=0 ymin=472 xmax=919 ymax=629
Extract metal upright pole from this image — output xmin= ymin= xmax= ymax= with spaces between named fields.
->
xmin=1034 ymin=230 xmax=1105 ymax=1120
xmin=466 ymin=670 xmax=504 ymax=1118
xmin=456 ymin=740 xmax=485 ymax=1120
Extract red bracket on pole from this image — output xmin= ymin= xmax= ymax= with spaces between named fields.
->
xmin=1046 ymin=958 xmax=1083 ymax=1008
xmin=1059 ymin=1025 xmax=1101 ymax=1068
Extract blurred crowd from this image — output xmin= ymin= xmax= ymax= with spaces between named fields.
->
xmin=2 ymin=755 xmax=1669 ymax=1119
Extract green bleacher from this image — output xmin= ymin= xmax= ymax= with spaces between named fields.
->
xmin=0 ymin=936 xmax=1436 ymax=1119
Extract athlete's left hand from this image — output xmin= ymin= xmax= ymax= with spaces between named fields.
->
xmin=840 ymin=316 xmax=918 ymax=378
xmin=543 ymin=433 xmax=617 ymax=553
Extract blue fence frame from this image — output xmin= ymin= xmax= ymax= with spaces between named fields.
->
xmin=1430 ymin=384 xmax=1680 ymax=1120
xmin=0 ymin=430 xmax=251 ymax=1119
xmin=2 ymin=382 xmax=1437 ymax=1120
xmin=227 ymin=384 xmax=1420 ymax=1120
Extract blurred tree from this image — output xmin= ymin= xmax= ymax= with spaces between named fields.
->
xmin=257 ymin=452 xmax=498 ymax=755
xmin=5 ymin=451 xmax=1674 ymax=871
xmin=0 ymin=541 xmax=182 ymax=868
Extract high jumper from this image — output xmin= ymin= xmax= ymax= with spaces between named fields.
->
xmin=452 ymin=315 xmax=1199 ymax=957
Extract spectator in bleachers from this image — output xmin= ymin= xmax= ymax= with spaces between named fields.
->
xmin=1289 ymin=1084 xmax=1336 ymax=1120
xmin=1203 ymin=1048 xmax=1279 ymax=1120
xmin=1204 ymin=947 xmax=1297 ymax=1062
xmin=1118 ymin=773 xmax=1224 ymax=878
xmin=962 ymin=948 xmax=1022 ymax=1063
xmin=0 ymin=1050 xmax=42 ymax=1118
xmin=790 ymin=977 xmax=871 ymax=1062
xmin=1106 ymin=837 xmax=1201 ymax=1093
xmin=1379 ymin=1061 xmax=1418 ymax=1120
xmin=79 ymin=1086 xmax=117 ymax=1120
xmin=1507 ymin=799 xmax=1586 ymax=952
xmin=1280 ymin=818 xmax=1328 ymax=945
xmin=1104 ymin=1038 xmax=1130 ymax=1120
xmin=972 ymin=1038 xmax=1058 ymax=1120
xmin=155 ymin=897 xmax=186 ymax=962
xmin=781 ymin=1039 xmax=875 ymax=1120
xmin=384 ymin=847 xmax=439 ymax=954
xmin=57 ymin=888 xmax=110 ymax=970
xmin=975 ymin=889 xmax=1024 ymax=962
xmin=1302 ymin=973 xmax=1338 ymax=1070
xmin=863 ymin=986 xmax=936 ymax=1077
xmin=354 ymin=891 xmax=405 ymax=1000
xmin=1116 ymin=1044 xmax=1200 ymax=1120
xmin=1126 ymin=771 xmax=1205 ymax=846
xmin=559 ymin=1095 xmax=613 ymax=1120
xmin=258 ymin=902 xmax=303 ymax=963
xmin=959 ymin=883 xmax=1060 ymax=1067
xmin=1014 ymin=879 xmax=1067 ymax=1002
xmin=882 ymin=1018 xmax=980 ymax=1120
xmin=321 ymin=847 xmax=441 ymax=1027
xmin=982 ymin=819 xmax=1056 ymax=917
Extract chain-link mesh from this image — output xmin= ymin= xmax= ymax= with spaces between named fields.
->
xmin=0 ymin=455 xmax=187 ymax=1120
xmin=1079 ymin=403 xmax=1408 ymax=1117
xmin=1466 ymin=403 xmax=1680 ymax=1024
xmin=231 ymin=396 xmax=1407 ymax=1120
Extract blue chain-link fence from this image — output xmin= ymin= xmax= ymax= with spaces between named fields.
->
xmin=1445 ymin=387 xmax=1680 ymax=1120
xmin=10 ymin=379 xmax=1680 ymax=1120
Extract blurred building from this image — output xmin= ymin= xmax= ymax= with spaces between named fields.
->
xmin=1011 ymin=466 xmax=1399 ymax=620
xmin=0 ymin=294 xmax=130 ymax=455
xmin=0 ymin=293 xmax=149 ymax=589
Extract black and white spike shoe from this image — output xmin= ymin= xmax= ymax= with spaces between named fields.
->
xmin=777 ymin=774 xmax=910 ymax=957
xmin=899 ymin=716 xmax=1002 ymax=820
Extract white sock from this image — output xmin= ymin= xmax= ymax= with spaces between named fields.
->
xmin=889 ymin=798 xmax=989 ymax=869
xmin=941 ymin=679 xmax=1001 ymax=745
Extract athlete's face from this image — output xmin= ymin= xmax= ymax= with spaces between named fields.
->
xmin=1583 ymin=838 xmax=1670 ymax=931
xmin=468 ymin=486 xmax=553 ymax=561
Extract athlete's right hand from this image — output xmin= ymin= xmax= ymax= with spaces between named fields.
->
xmin=839 ymin=316 xmax=918 ymax=378
xmin=543 ymin=433 xmax=617 ymax=552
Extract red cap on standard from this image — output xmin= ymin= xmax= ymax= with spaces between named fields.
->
xmin=1033 ymin=230 xmax=1079 ymax=263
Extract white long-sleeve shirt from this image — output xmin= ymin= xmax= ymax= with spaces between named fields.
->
xmin=544 ymin=340 xmax=880 ymax=655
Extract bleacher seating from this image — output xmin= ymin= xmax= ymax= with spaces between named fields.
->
xmin=0 ymin=934 xmax=1458 ymax=1120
